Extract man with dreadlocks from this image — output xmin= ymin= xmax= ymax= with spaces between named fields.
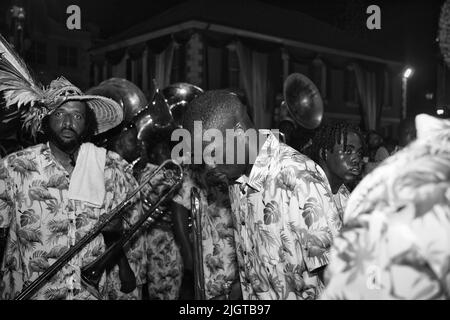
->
xmin=322 ymin=114 xmax=450 ymax=299
xmin=308 ymin=121 xmax=364 ymax=231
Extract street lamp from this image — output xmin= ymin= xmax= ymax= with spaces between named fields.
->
xmin=9 ymin=5 xmax=26 ymax=54
xmin=401 ymin=66 xmax=414 ymax=119
xmin=436 ymin=106 xmax=448 ymax=118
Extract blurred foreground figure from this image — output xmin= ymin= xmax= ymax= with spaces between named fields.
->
xmin=321 ymin=114 xmax=450 ymax=300
xmin=395 ymin=117 xmax=417 ymax=151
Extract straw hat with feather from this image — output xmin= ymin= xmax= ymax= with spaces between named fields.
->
xmin=0 ymin=34 xmax=123 ymax=138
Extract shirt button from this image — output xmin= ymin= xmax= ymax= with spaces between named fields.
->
xmin=241 ymin=221 xmax=245 ymax=226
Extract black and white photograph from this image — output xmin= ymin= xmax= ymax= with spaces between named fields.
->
xmin=0 ymin=0 xmax=449 ymax=307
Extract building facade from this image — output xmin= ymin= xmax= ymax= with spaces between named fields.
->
xmin=91 ymin=0 xmax=404 ymax=135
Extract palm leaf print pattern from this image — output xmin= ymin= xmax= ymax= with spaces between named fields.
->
xmin=227 ymin=132 xmax=338 ymax=299
xmin=18 ymin=227 xmax=43 ymax=252
xmin=27 ymin=180 xmax=57 ymax=215
xmin=46 ymin=219 xmax=69 ymax=245
xmin=1 ymin=145 xmax=163 ymax=299
xmin=19 ymin=209 xmax=39 ymax=227
xmin=10 ymin=157 xmax=39 ymax=183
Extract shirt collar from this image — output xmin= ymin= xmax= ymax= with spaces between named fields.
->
xmin=236 ymin=130 xmax=281 ymax=192
xmin=317 ymin=163 xmax=350 ymax=197
xmin=338 ymin=184 xmax=350 ymax=196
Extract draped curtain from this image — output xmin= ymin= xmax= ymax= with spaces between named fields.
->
xmin=112 ymin=53 xmax=127 ymax=79
xmin=154 ymin=41 xmax=175 ymax=90
xmin=351 ymin=62 xmax=380 ymax=131
xmin=235 ymin=41 xmax=271 ymax=129
xmin=102 ymin=37 xmax=177 ymax=93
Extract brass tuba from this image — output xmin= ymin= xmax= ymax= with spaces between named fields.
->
xmin=86 ymin=78 xmax=148 ymax=123
xmin=162 ymin=82 xmax=204 ymax=127
xmin=133 ymin=86 xmax=176 ymax=145
xmin=282 ymin=73 xmax=324 ymax=130
xmin=85 ymin=78 xmax=149 ymax=168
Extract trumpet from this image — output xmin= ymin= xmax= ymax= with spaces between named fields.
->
xmin=14 ymin=159 xmax=183 ymax=300
xmin=190 ymin=187 xmax=206 ymax=300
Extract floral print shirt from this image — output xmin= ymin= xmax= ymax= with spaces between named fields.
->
xmin=0 ymin=143 xmax=145 ymax=300
xmin=173 ymin=167 xmax=239 ymax=300
xmin=331 ymin=184 xmax=351 ymax=231
xmin=228 ymin=132 xmax=339 ymax=300
xmin=136 ymin=163 xmax=183 ymax=300
xmin=322 ymin=114 xmax=450 ymax=300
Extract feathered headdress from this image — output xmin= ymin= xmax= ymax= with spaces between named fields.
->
xmin=0 ymin=34 xmax=123 ymax=138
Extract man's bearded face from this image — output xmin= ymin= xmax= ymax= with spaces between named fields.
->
xmin=48 ymin=100 xmax=87 ymax=151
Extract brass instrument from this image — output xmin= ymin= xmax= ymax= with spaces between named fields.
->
xmin=162 ymin=82 xmax=203 ymax=127
xmin=189 ymin=187 xmax=206 ymax=300
xmin=278 ymin=132 xmax=286 ymax=144
xmin=86 ymin=78 xmax=148 ymax=123
xmin=282 ymin=73 xmax=324 ymax=130
xmin=133 ymin=87 xmax=176 ymax=146
xmin=14 ymin=159 xmax=183 ymax=300
xmin=86 ymin=78 xmax=149 ymax=172
xmin=189 ymin=185 xmax=234 ymax=300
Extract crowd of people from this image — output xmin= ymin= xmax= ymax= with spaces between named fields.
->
xmin=0 ymin=34 xmax=449 ymax=300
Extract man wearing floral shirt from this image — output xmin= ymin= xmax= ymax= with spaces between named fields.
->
xmin=0 ymin=79 xmax=145 ymax=300
xmin=171 ymin=166 xmax=240 ymax=300
xmin=134 ymin=141 xmax=184 ymax=300
xmin=321 ymin=114 xmax=450 ymax=299
xmin=308 ymin=121 xmax=364 ymax=233
xmin=182 ymin=90 xmax=338 ymax=300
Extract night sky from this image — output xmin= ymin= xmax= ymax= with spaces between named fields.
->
xmin=5 ymin=0 xmax=447 ymax=116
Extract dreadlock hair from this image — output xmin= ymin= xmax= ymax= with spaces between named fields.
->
xmin=308 ymin=120 xmax=364 ymax=164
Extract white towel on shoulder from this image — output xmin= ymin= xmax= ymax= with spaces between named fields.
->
xmin=68 ymin=142 xmax=107 ymax=208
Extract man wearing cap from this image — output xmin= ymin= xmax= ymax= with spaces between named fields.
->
xmin=0 ymin=77 xmax=145 ymax=299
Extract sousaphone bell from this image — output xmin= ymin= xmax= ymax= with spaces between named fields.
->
xmin=86 ymin=78 xmax=148 ymax=123
xmin=162 ymin=82 xmax=204 ymax=126
xmin=132 ymin=87 xmax=177 ymax=146
xmin=282 ymin=73 xmax=323 ymax=130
